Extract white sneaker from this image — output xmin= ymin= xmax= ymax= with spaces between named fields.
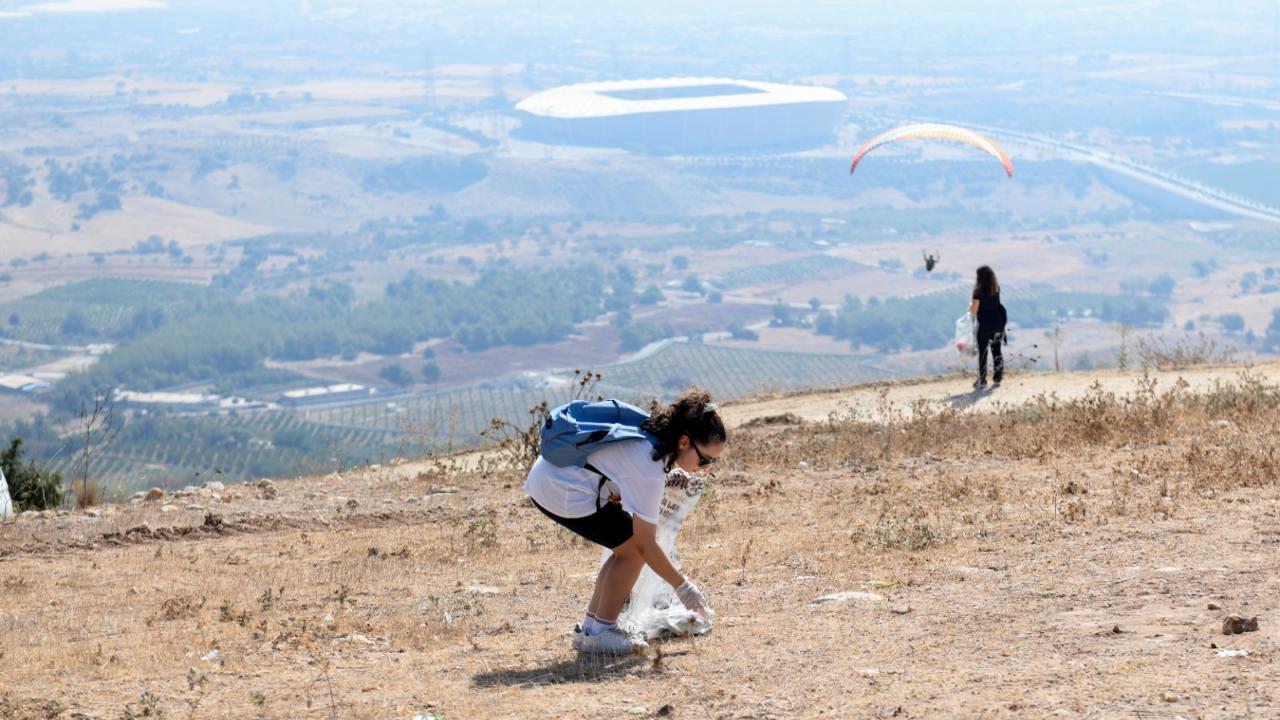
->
xmin=574 ymin=626 xmax=648 ymax=655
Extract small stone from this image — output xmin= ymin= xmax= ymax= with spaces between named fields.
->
xmin=890 ymin=604 xmax=911 ymax=615
xmin=656 ymin=704 xmax=674 ymax=717
xmin=369 ymin=464 xmax=382 ymax=472
xmin=145 ymin=488 xmax=165 ymax=502
xmin=404 ymin=496 xmax=419 ymax=504
xmin=160 ymin=504 xmax=178 ymax=513
xmin=1222 ymin=615 xmax=1259 ymax=635
xmin=84 ymin=508 xmax=101 ymax=518
xmin=1207 ymin=602 xmax=1222 ymax=610
xmin=185 ymin=505 xmax=205 ymax=512
xmin=1161 ymin=692 xmax=1178 ymax=703
xmin=205 ymin=481 xmax=225 ymax=493
xmin=346 ymin=498 xmax=359 ymax=510
xmin=426 ymin=485 xmax=460 ymax=495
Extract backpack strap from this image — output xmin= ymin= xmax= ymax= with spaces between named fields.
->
xmin=583 ymin=462 xmax=610 ymax=512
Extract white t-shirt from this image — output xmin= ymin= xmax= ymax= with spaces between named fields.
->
xmin=524 ymin=439 xmax=666 ymax=523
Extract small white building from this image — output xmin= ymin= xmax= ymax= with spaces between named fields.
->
xmin=0 ymin=374 xmax=51 ymax=393
xmin=280 ymin=383 xmax=376 ymax=407
xmin=114 ymin=390 xmax=220 ymax=412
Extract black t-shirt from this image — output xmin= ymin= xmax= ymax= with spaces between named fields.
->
xmin=973 ymin=289 xmax=1005 ymax=330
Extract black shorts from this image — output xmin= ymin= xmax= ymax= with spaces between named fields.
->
xmin=532 ymin=499 xmax=634 ymax=549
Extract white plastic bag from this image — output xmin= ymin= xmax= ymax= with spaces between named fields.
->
xmin=955 ymin=313 xmax=977 ymax=358
xmin=0 ymin=466 xmax=12 ymax=519
xmin=603 ymin=467 xmax=714 ymax=639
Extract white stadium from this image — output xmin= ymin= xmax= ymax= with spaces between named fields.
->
xmin=514 ymin=77 xmax=847 ymax=154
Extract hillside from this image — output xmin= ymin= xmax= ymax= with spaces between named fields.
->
xmin=2 ymin=362 xmax=1279 ymax=718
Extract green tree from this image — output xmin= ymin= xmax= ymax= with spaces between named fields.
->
xmin=379 ymin=363 xmax=414 ymax=387
xmin=638 ymin=285 xmax=665 ymax=305
xmin=60 ymin=309 xmax=91 ymax=337
xmin=727 ymin=321 xmax=759 ymax=341
xmin=422 ymin=360 xmax=441 ymax=384
xmin=1 ymin=438 xmax=63 ymax=511
xmin=619 ymin=322 xmax=669 ymax=352
xmin=771 ymin=301 xmax=796 ymax=327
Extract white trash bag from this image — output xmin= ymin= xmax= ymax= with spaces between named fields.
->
xmin=603 ymin=467 xmax=714 ymax=640
xmin=955 ymin=313 xmax=977 ymax=358
xmin=0 ymin=466 xmax=12 ymax=519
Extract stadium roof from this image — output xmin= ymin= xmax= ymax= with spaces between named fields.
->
xmin=516 ymin=77 xmax=846 ymax=119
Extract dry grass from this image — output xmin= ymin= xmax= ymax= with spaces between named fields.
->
xmin=0 ymin=367 xmax=1278 ymax=718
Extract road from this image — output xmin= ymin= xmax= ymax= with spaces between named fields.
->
xmin=944 ymin=119 xmax=1280 ymax=224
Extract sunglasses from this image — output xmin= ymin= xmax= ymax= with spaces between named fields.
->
xmin=689 ymin=439 xmax=718 ymax=467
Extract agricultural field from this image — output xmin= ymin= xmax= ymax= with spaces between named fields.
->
xmin=44 ymin=410 xmax=400 ymax=496
xmin=304 ymin=342 xmax=900 ymax=439
xmin=0 ymin=278 xmax=200 ymax=344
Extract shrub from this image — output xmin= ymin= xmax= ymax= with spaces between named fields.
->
xmin=2 ymin=438 xmax=63 ymax=511
xmin=378 ymin=364 xmax=414 ymax=387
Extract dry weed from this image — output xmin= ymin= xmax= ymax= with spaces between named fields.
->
xmin=1136 ymin=332 xmax=1233 ymax=371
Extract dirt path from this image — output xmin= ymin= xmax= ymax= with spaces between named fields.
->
xmin=720 ymin=360 xmax=1280 ymax=426
xmin=403 ymin=362 xmax=1280 ymax=476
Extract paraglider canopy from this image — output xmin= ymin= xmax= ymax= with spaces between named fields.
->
xmin=850 ymin=123 xmax=1014 ymax=177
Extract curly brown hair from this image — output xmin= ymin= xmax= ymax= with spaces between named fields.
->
xmin=641 ymin=387 xmax=727 ymax=466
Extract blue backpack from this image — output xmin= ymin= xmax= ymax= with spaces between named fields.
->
xmin=540 ymin=399 xmax=656 ymax=509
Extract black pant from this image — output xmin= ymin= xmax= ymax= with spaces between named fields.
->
xmin=977 ymin=326 xmax=1004 ymax=384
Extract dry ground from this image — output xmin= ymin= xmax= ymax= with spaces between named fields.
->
xmin=2 ymin=363 xmax=1279 ymax=719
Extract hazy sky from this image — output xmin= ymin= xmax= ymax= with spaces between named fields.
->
xmin=0 ymin=1 xmax=1277 ymax=67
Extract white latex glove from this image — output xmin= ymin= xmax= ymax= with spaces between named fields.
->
xmin=675 ymin=579 xmax=709 ymax=614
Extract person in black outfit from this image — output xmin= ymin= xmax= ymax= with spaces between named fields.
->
xmin=969 ymin=265 xmax=1006 ymax=389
